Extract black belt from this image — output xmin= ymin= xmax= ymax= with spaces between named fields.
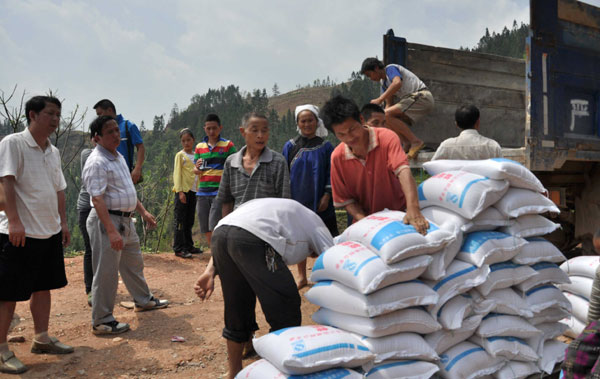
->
xmin=108 ymin=210 xmax=134 ymax=217
xmin=417 ymin=87 xmax=429 ymax=92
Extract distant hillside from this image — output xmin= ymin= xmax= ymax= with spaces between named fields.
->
xmin=268 ymin=86 xmax=338 ymax=117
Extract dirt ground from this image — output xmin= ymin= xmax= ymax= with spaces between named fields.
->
xmin=6 ymin=251 xmax=321 ymax=378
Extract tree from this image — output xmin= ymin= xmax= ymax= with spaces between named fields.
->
xmin=272 ymin=83 xmax=280 ymax=97
xmin=153 ymin=114 xmax=165 ymax=133
xmin=0 ymin=85 xmax=26 ymax=134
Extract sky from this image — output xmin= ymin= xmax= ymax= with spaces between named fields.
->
xmin=0 ymin=0 xmax=598 ymax=129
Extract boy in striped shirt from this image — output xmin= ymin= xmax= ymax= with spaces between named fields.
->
xmin=194 ymin=114 xmax=236 ymax=248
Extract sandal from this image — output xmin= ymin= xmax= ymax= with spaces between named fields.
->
xmin=407 ymin=142 xmax=425 ymax=159
xmin=0 ymin=350 xmax=27 ymax=374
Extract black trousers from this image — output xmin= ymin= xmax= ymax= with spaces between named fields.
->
xmin=212 ymin=225 xmax=301 ymax=343
xmin=172 ymin=191 xmax=197 ymax=253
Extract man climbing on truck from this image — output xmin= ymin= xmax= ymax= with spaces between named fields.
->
xmin=361 ymin=57 xmax=434 ymax=159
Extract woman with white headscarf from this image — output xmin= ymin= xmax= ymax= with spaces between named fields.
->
xmin=282 ymin=104 xmax=338 ymax=289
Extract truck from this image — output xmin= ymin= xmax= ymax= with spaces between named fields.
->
xmin=387 ymin=0 xmax=600 ymax=254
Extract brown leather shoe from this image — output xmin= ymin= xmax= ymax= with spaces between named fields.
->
xmin=31 ymin=336 xmax=74 ymax=355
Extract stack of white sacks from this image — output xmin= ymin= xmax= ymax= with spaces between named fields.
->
xmin=237 ymin=158 xmax=573 ymax=379
xmin=559 ymin=255 xmax=600 ymax=337
xmin=304 ymin=158 xmax=570 ymax=379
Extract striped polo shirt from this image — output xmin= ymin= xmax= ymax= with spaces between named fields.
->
xmin=194 ymin=136 xmax=236 ymax=197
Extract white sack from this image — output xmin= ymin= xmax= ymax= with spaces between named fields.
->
xmin=417 ymin=171 xmax=509 ymax=219
xmin=338 ymin=211 xmax=455 ymax=264
xmin=437 ymin=294 xmax=473 ymax=330
xmin=437 ymin=341 xmax=506 ymax=379
xmin=494 ymin=188 xmax=559 ymax=218
xmin=469 ymin=335 xmax=538 ymax=362
xmin=355 ymin=332 xmax=439 ymax=363
xmin=525 ymin=285 xmax=571 ymax=314
xmin=457 ymin=231 xmax=526 ymax=267
xmin=538 ymin=340 xmax=567 ymax=374
xmin=476 ymin=314 xmax=541 ymax=338
xmin=425 ymin=260 xmax=489 ymax=317
xmin=234 ymin=359 xmax=363 ymax=379
xmin=305 ymin=280 xmax=437 ymax=317
xmin=421 ymin=232 xmax=463 ymax=281
xmin=560 ymin=255 xmax=600 ymax=279
xmin=562 ymin=315 xmax=587 ymax=338
xmin=311 ymin=307 xmax=440 ymax=338
xmin=564 ymin=291 xmax=590 ymax=323
xmin=559 ymin=275 xmax=594 ymax=301
xmin=423 ymin=158 xmax=545 ymax=193
xmin=525 ymin=322 xmax=568 ymax=355
xmin=310 ymin=241 xmax=432 ymax=294
xmin=476 ymin=261 xmax=538 ymax=296
xmin=425 ymin=314 xmax=483 ymax=355
xmin=514 ymin=262 xmax=571 ymax=292
xmin=512 ymin=237 xmax=566 ymax=265
xmin=421 ymin=206 xmax=467 ymax=232
xmin=365 ymin=360 xmax=440 ymax=379
xmin=530 ymin=306 xmax=571 ymax=325
xmin=494 ymin=361 xmax=540 ymax=379
xmin=252 ymin=325 xmax=374 ymax=375
xmin=462 ymin=206 xmax=513 ymax=233
xmin=472 ymin=288 xmax=533 ymax=318
xmin=499 ymin=214 xmax=560 ymax=238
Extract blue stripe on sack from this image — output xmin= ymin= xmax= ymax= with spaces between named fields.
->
xmin=433 ymin=265 xmax=477 ymax=292
xmin=491 ymin=157 xmax=521 ymax=165
xmin=445 ymin=347 xmax=485 ymax=371
xmin=458 ymin=177 xmax=489 ymax=209
xmin=272 ymin=327 xmax=294 ymax=335
xmin=526 ymin=237 xmax=546 ymax=242
xmin=418 ymin=183 xmax=426 ymax=201
xmin=291 ymin=343 xmax=367 ymax=358
xmin=313 ymin=280 xmax=333 ymax=288
xmin=312 ymin=253 xmax=325 ymax=272
xmin=354 ymin=256 xmax=379 ymax=277
xmin=531 ymin=262 xmax=559 ymax=271
xmin=366 ymin=360 xmax=418 ymax=376
xmin=461 ymin=231 xmax=510 ymax=253
xmin=525 ymin=284 xmax=556 ymax=296
xmin=490 ymin=262 xmax=521 ymax=272
xmin=370 ymin=221 xmax=439 ymax=251
xmin=488 ymin=336 xmax=527 ymax=345
xmin=288 ymin=368 xmax=352 ymax=379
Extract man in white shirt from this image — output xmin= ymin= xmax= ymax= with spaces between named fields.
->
xmin=432 ymin=104 xmax=503 ymax=160
xmin=83 ymin=115 xmax=168 ymax=336
xmin=0 ymin=96 xmax=74 ymax=374
xmin=194 ymin=198 xmax=334 ymax=379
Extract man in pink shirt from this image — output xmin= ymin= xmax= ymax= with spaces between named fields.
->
xmin=321 ymin=95 xmax=428 ymax=234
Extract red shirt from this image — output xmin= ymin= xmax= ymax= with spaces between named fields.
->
xmin=331 ymin=127 xmax=409 ymax=217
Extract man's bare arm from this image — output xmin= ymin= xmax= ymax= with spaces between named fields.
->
xmin=397 ymin=168 xmax=429 ymax=235
xmin=221 ymin=202 xmax=233 ymax=218
xmin=57 ymin=190 xmax=70 ymax=246
xmin=372 ymin=76 xmax=403 ymax=106
xmin=0 ymin=176 xmax=25 ymax=247
xmin=344 ymin=202 xmax=367 ymax=223
xmin=131 ymin=143 xmax=145 ymax=184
